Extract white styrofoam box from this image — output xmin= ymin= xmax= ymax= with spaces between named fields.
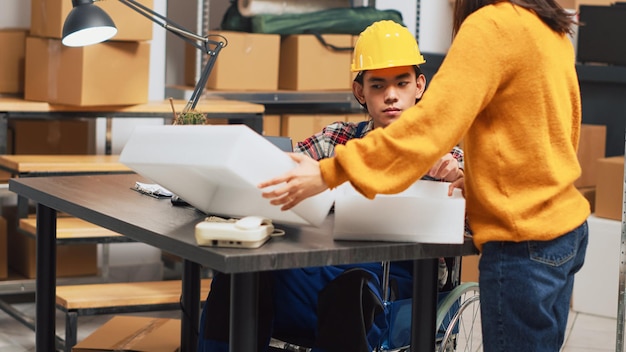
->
xmin=333 ymin=180 xmax=465 ymax=243
xmin=119 ymin=125 xmax=334 ymax=226
xmin=572 ymin=214 xmax=621 ymax=318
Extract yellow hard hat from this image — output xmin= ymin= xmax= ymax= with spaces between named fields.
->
xmin=351 ymin=20 xmax=426 ymax=72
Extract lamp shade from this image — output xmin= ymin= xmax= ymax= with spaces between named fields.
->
xmin=62 ymin=2 xmax=118 ymax=47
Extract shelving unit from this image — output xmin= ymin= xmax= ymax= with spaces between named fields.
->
xmin=166 ymin=86 xmax=361 ymax=114
xmin=616 ymin=141 xmax=626 ymax=351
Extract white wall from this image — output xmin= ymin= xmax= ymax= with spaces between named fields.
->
xmin=375 ymin=0 xmax=417 ymax=39
xmin=376 ymin=0 xmax=454 ymax=55
xmin=0 ymin=0 xmax=30 ymax=29
xmin=418 ymin=0 xmax=454 ymax=54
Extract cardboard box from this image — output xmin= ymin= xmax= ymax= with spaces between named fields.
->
xmin=461 ymin=254 xmax=480 ymax=283
xmin=346 ymin=113 xmax=369 ymax=123
xmin=72 ymin=316 xmax=180 ymax=352
xmin=263 ymin=114 xmax=281 ymax=136
xmin=279 ymin=34 xmax=352 ymax=91
xmin=0 ymin=29 xmax=27 ymax=93
xmin=3 ymin=206 xmax=98 ymax=279
xmin=281 ymin=114 xmax=346 ymax=144
xmin=556 ymin=0 xmax=576 ymax=9
xmin=577 ymin=186 xmax=596 ymax=213
xmin=9 ymin=231 xmax=98 ymax=279
xmin=333 ymin=180 xmax=466 ymax=244
xmin=30 ymin=0 xmax=153 ymax=41
xmin=350 ymin=35 xmax=359 ymax=85
xmin=185 ymin=31 xmax=280 ymax=91
xmin=575 ymin=124 xmax=606 ymax=188
xmin=594 ymin=156 xmax=625 ymax=221
xmin=0 ymin=217 xmax=7 ymax=280
xmin=9 ymin=120 xmax=96 ymax=154
xmin=24 ymin=36 xmax=150 ymax=106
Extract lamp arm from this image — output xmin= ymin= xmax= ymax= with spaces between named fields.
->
xmin=114 ymin=0 xmax=226 ymax=114
xmin=185 ymin=44 xmax=223 ymax=113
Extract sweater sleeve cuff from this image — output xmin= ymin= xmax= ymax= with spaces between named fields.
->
xmin=319 ymin=157 xmax=349 ymax=189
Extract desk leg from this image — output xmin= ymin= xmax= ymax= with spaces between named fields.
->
xmin=230 ymin=272 xmax=258 ymax=352
xmin=411 ymin=258 xmax=438 ymax=352
xmin=0 ymin=113 xmax=7 ymax=155
xmin=181 ymin=260 xmax=201 ymax=352
xmin=36 ymin=204 xmax=57 ymax=352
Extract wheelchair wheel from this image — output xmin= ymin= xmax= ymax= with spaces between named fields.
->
xmin=435 ymin=282 xmax=481 ymax=352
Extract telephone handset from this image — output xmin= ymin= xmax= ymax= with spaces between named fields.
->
xmin=195 ymin=216 xmax=284 ymax=249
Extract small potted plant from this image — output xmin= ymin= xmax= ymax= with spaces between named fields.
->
xmin=170 ymin=98 xmax=207 ymax=125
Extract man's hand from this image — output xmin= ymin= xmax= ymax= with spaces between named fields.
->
xmin=428 ymin=154 xmax=463 ymax=182
xmin=258 ymin=153 xmax=329 ymax=211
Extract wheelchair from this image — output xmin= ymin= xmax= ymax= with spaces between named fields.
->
xmin=270 ymin=257 xmax=482 ymax=352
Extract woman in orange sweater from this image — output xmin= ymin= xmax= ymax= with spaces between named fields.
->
xmin=259 ymin=1 xmax=590 ymax=351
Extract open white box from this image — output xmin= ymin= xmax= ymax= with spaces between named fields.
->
xmin=119 ymin=125 xmax=334 ymax=226
xmin=333 ymin=180 xmax=466 ymax=243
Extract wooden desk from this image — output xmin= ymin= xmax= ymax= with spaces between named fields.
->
xmin=0 ymin=155 xmax=131 ymax=176
xmin=9 ymin=174 xmax=478 ymax=352
xmin=0 ymin=97 xmax=265 ymax=154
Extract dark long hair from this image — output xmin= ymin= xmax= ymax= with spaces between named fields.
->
xmin=452 ymin=0 xmax=576 ymax=36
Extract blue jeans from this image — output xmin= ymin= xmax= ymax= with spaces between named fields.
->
xmin=479 ymin=221 xmax=588 ymax=352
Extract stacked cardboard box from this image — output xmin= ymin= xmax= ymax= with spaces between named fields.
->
xmin=25 ymin=0 xmax=153 ymax=106
xmin=184 ymin=30 xmax=281 ymax=91
xmin=575 ymin=124 xmax=607 ymax=212
xmin=279 ymin=34 xmax=353 ymax=91
xmin=0 ymin=29 xmax=27 ymax=94
xmin=595 ymin=156 xmax=625 ymax=221
xmin=281 ymin=113 xmax=368 ymax=144
xmin=185 ymin=32 xmax=354 ymax=92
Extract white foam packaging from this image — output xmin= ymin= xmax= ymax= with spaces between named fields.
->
xmin=119 ymin=125 xmax=334 ymax=226
xmin=333 ymin=180 xmax=466 ymax=244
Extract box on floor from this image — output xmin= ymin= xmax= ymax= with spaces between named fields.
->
xmin=0 ymin=29 xmax=27 ymax=94
xmin=24 ymin=36 xmax=150 ymax=106
xmin=72 ymin=316 xmax=180 ymax=352
xmin=279 ymin=34 xmax=353 ymax=91
xmin=594 ymin=155 xmax=624 ymax=221
xmin=184 ymin=31 xmax=280 ymax=91
xmin=30 ymin=0 xmax=153 ymax=41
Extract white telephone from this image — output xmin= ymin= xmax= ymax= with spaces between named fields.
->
xmin=194 ymin=216 xmax=284 ymax=249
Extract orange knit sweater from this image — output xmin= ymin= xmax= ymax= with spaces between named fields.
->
xmin=320 ymin=3 xmax=590 ymax=250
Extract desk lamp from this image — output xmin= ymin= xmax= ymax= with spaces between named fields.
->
xmin=61 ymin=0 xmax=226 ymax=115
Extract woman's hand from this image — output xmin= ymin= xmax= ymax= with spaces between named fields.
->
xmin=258 ymin=153 xmax=329 ymax=211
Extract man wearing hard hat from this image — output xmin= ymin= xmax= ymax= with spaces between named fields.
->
xmin=198 ymin=20 xmax=465 ymax=352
